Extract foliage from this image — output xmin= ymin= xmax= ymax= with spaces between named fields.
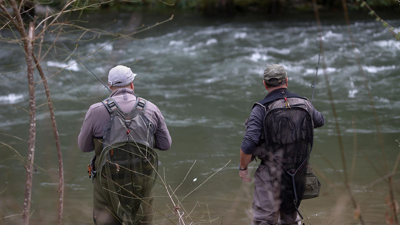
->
xmin=356 ymin=0 xmax=400 ymax=42
xmin=35 ymin=0 xmax=400 ymax=13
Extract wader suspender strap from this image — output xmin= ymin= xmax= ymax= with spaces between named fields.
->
xmin=87 ymin=97 xmax=124 ymax=181
xmin=102 ymin=97 xmax=129 ymax=125
xmin=135 ymin=97 xmax=147 ymax=111
xmin=102 ymin=98 xmax=121 ymax=114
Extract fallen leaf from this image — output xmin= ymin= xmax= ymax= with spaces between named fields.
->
xmin=385 ymin=211 xmax=395 ymax=225
xmin=354 ymin=203 xmax=361 ymax=219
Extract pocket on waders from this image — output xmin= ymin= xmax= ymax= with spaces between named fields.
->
xmin=302 ymin=164 xmax=321 ymax=199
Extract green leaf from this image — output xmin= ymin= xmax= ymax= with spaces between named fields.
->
xmin=389 ymin=27 xmax=394 ymax=31
xmin=369 ymin=10 xmax=375 ymax=16
xmin=375 ymin=17 xmax=381 ymax=22
xmin=382 ymin=22 xmax=388 ymax=27
xmin=360 ymin=1 xmax=366 ymax=7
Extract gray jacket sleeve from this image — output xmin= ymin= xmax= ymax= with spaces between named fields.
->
xmin=311 ymin=106 xmax=324 ymax=128
xmin=153 ymin=106 xmax=172 ymax=150
xmin=240 ymin=105 xmax=265 ymax=155
xmin=78 ymin=107 xmax=95 ymax=152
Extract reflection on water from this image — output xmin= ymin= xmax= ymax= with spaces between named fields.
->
xmin=0 ymin=12 xmax=399 ymax=224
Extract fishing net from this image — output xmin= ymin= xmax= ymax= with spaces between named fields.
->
xmin=97 ymin=142 xmax=158 ymax=224
xmin=264 ymin=106 xmax=313 ymax=215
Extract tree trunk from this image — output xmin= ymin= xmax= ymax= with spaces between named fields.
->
xmin=5 ymin=1 xmax=37 ymax=224
xmin=21 ymin=22 xmax=36 ymax=225
xmin=32 ymin=54 xmax=64 ymax=225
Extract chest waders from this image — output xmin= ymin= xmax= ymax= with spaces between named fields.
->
xmin=88 ymin=97 xmax=158 ymax=225
xmin=257 ymin=91 xmax=314 ymax=220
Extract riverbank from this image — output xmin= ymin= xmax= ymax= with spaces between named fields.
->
xmin=34 ymin=0 xmax=399 ymax=16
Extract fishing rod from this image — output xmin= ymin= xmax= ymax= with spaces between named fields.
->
xmin=310 ymin=42 xmax=321 ymax=104
xmin=58 ymin=41 xmax=111 ymax=93
xmin=25 ymin=13 xmax=112 ymax=93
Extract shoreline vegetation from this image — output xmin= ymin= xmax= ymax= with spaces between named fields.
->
xmin=34 ymin=0 xmax=399 ymax=16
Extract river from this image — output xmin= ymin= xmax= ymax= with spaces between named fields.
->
xmin=0 ymin=11 xmax=399 ymax=224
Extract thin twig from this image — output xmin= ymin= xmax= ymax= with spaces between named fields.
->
xmin=101 ymin=174 xmax=177 ymax=225
xmin=302 ymin=205 xmax=312 ymax=225
xmin=341 ymin=0 xmax=396 ymax=223
xmin=37 ymin=6 xmax=49 ymax=60
xmin=181 ymin=160 xmax=231 ymax=203
xmin=350 ymin=116 xmax=358 ymax=182
xmin=206 ymin=204 xmax=212 ymax=225
xmin=173 ymin=160 xmax=197 ymax=195
xmin=313 ymin=1 xmax=365 ymax=224
xmin=32 ymin=52 xmax=64 ymax=225
xmin=35 ymin=15 xmax=173 ymax=85
xmin=328 ymin=186 xmax=388 ymax=224
xmin=0 ymin=133 xmax=27 ymax=142
xmin=0 ymin=141 xmax=27 ymax=170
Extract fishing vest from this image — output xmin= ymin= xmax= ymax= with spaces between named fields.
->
xmin=94 ymin=96 xmax=158 ymax=225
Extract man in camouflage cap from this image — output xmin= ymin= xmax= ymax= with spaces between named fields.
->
xmin=238 ymin=64 xmax=325 ymax=224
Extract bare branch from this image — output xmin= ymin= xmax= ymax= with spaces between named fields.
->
xmin=36 ymin=0 xmax=114 ymax=35
xmin=172 ymin=160 xmax=196 ymax=195
xmin=37 ymin=27 xmax=62 ymax=64
xmin=180 ymin=160 xmax=231 ymax=203
xmin=35 ymin=15 xmax=174 ymax=85
xmin=0 ymin=2 xmax=15 ymax=22
xmin=38 ymin=6 xmax=49 ymax=60
xmin=313 ymin=1 xmax=365 ymax=224
xmin=158 ymin=0 xmax=174 ymax=6
xmin=32 ymin=52 xmax=64 ymax=225
xmin=8 ymin=0 xmax=28 ymax=38
xmin=0 ymin=132 xmax=27 ymax=142
xmin=36 ymin=0 xmax=78 ymax=35
xmin=20 ymin=21 xmax=36 ymax=225
xmin=0 ymin=141 xmax=27 ymax=170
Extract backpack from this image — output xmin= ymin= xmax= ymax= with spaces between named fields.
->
xmin=249 ymin=92 xmax=320 ymax=218
xmin=96 ymin=97 xmax=158 ymax=224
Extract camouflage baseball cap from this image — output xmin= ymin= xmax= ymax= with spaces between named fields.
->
xmin=263 ymin=64 xmax=287 ymax=85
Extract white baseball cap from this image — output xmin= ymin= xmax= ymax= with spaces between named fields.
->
xmin=108 ymin=65 xmax=136 ymax=87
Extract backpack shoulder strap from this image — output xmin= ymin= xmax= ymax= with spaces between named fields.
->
xmin=252 ymin=102 xmax=267 ymax=113
xmin=134 ymin=97 xmax=148 ymax=111
xmin=102 ymin=97 xmax=122 ymax=114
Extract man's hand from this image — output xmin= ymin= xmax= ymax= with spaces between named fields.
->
xmin=239 ymin=149 xmax=253 ymax=182
xmin=239 ymin=169 xmax=252 ymax=182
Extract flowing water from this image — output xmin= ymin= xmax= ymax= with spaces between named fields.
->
xmin=0 ymin=11 xmax=399 ymax=224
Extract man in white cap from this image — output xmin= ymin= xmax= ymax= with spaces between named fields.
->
xmin=239 ymin=64 xmax=324 ymax=225
xmin=78 ymin=65 xmax=172 ymax=224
